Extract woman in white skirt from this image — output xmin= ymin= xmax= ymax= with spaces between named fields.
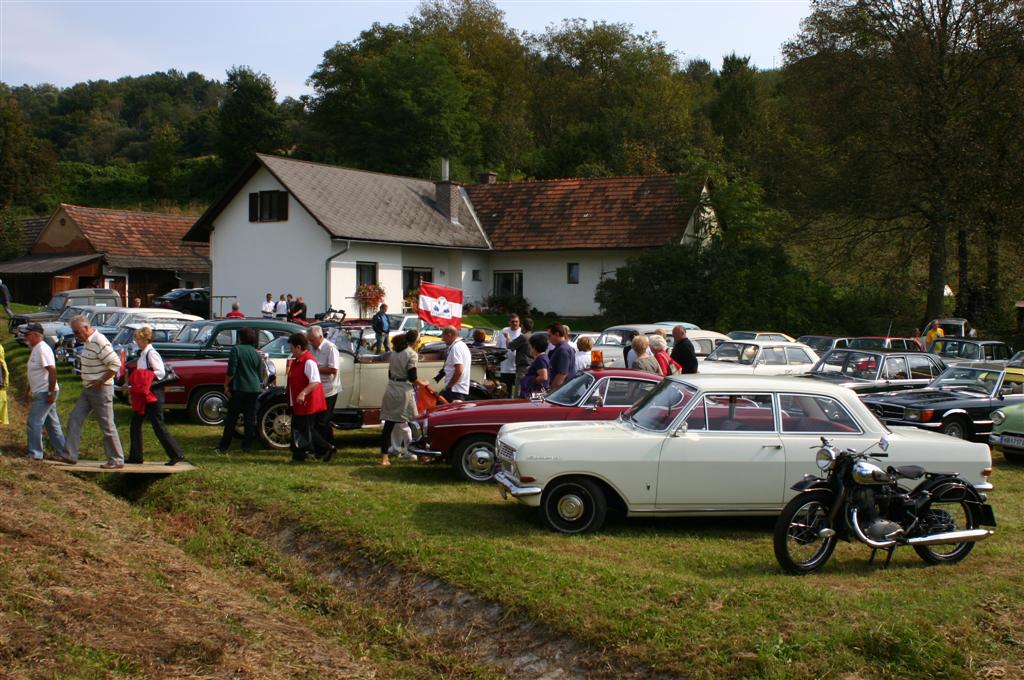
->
xmin=379 ymin=330 xmax=424 ymax=466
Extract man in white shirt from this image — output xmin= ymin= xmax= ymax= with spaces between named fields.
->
xmin=440 ymin=326 xmax=471 ymax=402
xmin=261 ymin=293 xmax=276 ymax=318
xmin=24 ymin=323 xmax=65 ymax=461
xmin=57 ymin=316 xmax=124 ymax=468
xmin=308 ymin=325 xmax=341 ymax=452
xmin=495 ymin=314 xmax=521 ymax=397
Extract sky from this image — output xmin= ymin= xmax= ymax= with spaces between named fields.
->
xmin=1 ymin=0 xmax=812 ymax=99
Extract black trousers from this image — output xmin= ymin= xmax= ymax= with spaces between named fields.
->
xmin=499 ymin=372 xmax=516 ymax=398
xmin=129 ymin=390 xmax=183 ymax=462
xmin=440 ymin=388 xmax=468 ymax=403
xmin=291 ymin=413 xmax=333 ymax=461
xmin=315 ymin=393 xmax=337 ymax=446
xmin=218 ymin=391 xmax=258 ymax=451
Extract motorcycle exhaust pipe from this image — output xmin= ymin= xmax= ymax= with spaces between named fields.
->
xmin=905 ymin=529 xmax=993 ymax=546
xmin=849 ymin=508 xmax=896 ymax=549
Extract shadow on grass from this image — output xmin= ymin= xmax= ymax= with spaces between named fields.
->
xmin=349 ymin=461 xmax=463 ymax=486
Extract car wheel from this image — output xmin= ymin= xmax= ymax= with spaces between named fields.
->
xmin=188 ymin=388 xmax=228 ymax=426
xmin=452 ymin=434 xmax=498 ymax=482
xmin=540 ymin=477 xmax=607 ymax=534
xmin=1002 ymin=449 xmax=1024 ymax=463
xmin=258 ymin=397 xmax=292 ymax=451
xmin=940 ymin=417 xmax=970 ymax=439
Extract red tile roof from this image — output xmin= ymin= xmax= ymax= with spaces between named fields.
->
xmin=465 ymin=175 xmax=700 ymax=251
xmin=61 ymin=204 xmax=209 ymax=272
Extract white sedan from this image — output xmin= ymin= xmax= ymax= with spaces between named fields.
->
xmin=495 ymin=375 xmax=993 ymax=533
xmin=699 ymin=340 xmax=819 ymax=375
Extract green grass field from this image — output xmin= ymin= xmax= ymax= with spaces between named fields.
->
xmin=4 ymin=311 xmax=1023 ymax=678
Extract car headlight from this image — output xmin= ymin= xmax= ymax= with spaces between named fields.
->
xmin=992 ymin=410 xmax=1006 ymax=427
xmin=816 ymin=447 xmax=837 ymax=471
xmin=409 ymin=419 xmax=427 ymax=441
xmin=904 ymin=408 xmax=934 ymax=422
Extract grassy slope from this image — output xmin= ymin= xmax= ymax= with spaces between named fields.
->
xmin=4 ymin=307 xmax=1023 ymax=678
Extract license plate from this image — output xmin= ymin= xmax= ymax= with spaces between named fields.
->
xmin=1002 ymin=435 xmax=1024 ymax=449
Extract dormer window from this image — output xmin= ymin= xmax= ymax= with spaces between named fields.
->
xmin=248 ymin=191 xmax=289 ymax=222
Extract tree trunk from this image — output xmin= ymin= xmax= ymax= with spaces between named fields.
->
xmin=955 ymin=223 xmax=969 ymax=317
xmin=925 ymin=220 xmax=948 ymax=323
xmin=984 ymin=216 xmax=1000 ymax=323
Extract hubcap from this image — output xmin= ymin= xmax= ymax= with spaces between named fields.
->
xmin=200 ymin=393 xmax=227 ymax=423
xmin=945 ymin=423 xmax=964 ymax=438
xmin=557 ymin=493 xmax=586 ymax=522
xmin=467 ymin=446 xmax=494 ymax=475
xmin=262 ymin=404 xmax=292 ymax=449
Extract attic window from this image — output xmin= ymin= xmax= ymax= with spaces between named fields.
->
xmin=248 ymin=191 xmax=289 ymax=222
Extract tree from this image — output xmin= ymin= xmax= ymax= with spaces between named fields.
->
xmin=217 ymin=66 xmax=286 ymax=176
xmin=145 ymin=122 xmax=180 ymax=197
xmin=0 ymin=85 xmax=57 ymax=210
xmin=0 ymin=210 xmax=23 ymax=261
xmin=782 ymin=0 xmax=1024 ymax=322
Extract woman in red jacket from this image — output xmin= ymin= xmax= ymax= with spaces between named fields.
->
xmin=286 ymin=332 xmax=334 ymax=463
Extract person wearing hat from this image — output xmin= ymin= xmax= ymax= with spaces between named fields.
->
xmin=25 ymin=323 xmax=65 ymax=461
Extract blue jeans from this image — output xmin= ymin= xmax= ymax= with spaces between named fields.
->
xmin=27 ymin=391 xmax=66 ymax=460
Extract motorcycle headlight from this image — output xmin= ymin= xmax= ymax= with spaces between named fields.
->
xmin=992 ymin=410 xmax=1006 ymax=427
xmin=816 ymin=447 xmax=837 ymax=471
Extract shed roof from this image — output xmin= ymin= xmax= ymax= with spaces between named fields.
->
xmin=465 ymin=175 xmax=701 ymax=251
xmin=0 ymin=252 xmax=102 ymax=274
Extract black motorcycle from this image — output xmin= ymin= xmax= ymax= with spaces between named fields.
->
xmin=774 ymin=437 xmax=996 ymax=574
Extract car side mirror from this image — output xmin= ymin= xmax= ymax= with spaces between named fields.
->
xmin=672 ymin=422 xmax=688 ymax=437
xmin=878 ymin=436 xmax=889 ymax=452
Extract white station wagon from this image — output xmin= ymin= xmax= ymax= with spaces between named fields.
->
xmin=495 ymin=375 xmax=993 ymax=533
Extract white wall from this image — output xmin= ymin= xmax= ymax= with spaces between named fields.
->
xmin=459 ymin=250 xmax=489 ymax=307
xmin=486 ymin=249 xmax=633 ymax=316
xmin=328 ymin=242 xmax=404 ymax=316
xmin=211 ymin=167 xmax=331 ymax=316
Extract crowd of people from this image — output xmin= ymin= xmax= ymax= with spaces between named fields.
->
xmin=260 ymin=293 xmax=310 ymax=323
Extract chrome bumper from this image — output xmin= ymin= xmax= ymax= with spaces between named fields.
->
xmin=495 ymin=471 xmax=542 ymax=499
xmin=408 ymin=441 xmax=444 ymax=458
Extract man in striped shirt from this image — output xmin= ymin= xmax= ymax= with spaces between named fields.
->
xmin=55 ymin=315 xmax=125 ymax=468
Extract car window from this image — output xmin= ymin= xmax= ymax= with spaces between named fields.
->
xmin=692 ymin=339 xmax=714 ymax=355
xmin=779 ymin=394 xmax=861 ymax=433
xmin=986 ymin=344 xmax=1009 ymax=360
xmin=882 ymin=356 xmax=909 ymax=380
xmin=68 ymin=297 xmax=89 ymax=307
xmin=627 ymin=381 xmax=697 ymax=431
xmin=703 ymin=393 xmax=776 ymax=432
xmin=213 ymin=329 xmax=236 ymax=347
xmin=707 ymin=342 xmax=758 ymax=365
xmin=1001 ymin=371 xmax=1024 ymax=395
xmin=257 ymin=329 xmax=276 ymax=347
xmin=602 ymin=378 xmax=656 ymax=407
xmin=547 ymin=373 xmax=596 ymax=406
xmin=597 ymin=331 xmax=628 ymax=346
xmin=761 ymin=347 xmax=787 ymax=365
xmin=786 ymin=347 xmax=813 ymax=365
xmin=835 ymin=338 xmax=849 ymax=348
xmin=908 ymin=356 xmax=935 ymax=379
xmin=766 ymin=335 xmax=788 ymax=342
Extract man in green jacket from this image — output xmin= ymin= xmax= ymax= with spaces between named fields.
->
xmin=215 ymin=327 xmax=264 ymax=452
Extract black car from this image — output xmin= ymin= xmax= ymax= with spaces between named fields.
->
xmin=151 ymin=318 xmax=304 ymax=360
xmin=154 ymin=287 xmax=210 ymax=318
xmin=800 ymin=349 xmax=946 ymax=394
xmin=862 ymin=363 xmax=1024 ymax=440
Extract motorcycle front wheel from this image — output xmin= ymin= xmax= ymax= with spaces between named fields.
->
xmin=912 ymin=493 xmax=979 ymax=565
xmin=774 ymin=490 xmax=837 ymax=574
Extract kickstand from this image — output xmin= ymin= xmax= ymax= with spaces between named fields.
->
xmin=883 ymin=546 xmax=896 ymax=567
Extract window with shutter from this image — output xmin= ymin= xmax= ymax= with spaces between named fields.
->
xmin=253 ymin=191 xmax=289 ymax=222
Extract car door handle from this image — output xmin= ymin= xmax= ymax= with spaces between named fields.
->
xmin=762 ymin=444 xmax=782 ymax=449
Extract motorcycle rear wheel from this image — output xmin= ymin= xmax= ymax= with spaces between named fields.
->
xmin=912 ymin=495 xmax=978 ymax=565
xmin=774 ymin=490 xmax=837 ymax=574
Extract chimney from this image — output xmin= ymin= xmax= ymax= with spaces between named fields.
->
xmin=477 ymin=171 xmax=497 ymax=185
xmin=436 ymin=157 xmax=460 ymax=224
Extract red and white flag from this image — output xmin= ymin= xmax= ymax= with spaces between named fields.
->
xmin=418 ymin=282 xmax=463 ymax=330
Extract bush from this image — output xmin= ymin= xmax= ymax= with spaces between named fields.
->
xmin=484 ymin=293 xmax=530 ymax=317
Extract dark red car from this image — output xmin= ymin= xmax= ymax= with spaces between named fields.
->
xmin=409 ymin=369 xmax=661 ymax=482
xmin=123 ymin=357 xmax=234 ymax=425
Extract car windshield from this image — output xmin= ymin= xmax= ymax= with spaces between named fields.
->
xmin=929 ymin=366 xmax=1000 ymax=394
xmin=46 ymin=294 xmax=68 ymax=312
xmin=931 ymin=339 xmax=983 ymax=360
xmin=260 ymin=335 xmax=292 ymax=357
xmin=813 ymin=351 xmax=881 ymax=379
xmin=546 ymin=373 xmax=596 ymax=406
xmin=112 ymin=327 xmax=135 ymax=345
xmin=625 ymin=380 xmax=698 ymax=431
xmin=99 ymin=312 xmax=128 ymax=328
xmin=57 ymin=306 xmax=82 ymax=322
xmin=799 ymin=336 xmax=834 ymax=353
xmin=706 ymin=342 xmax=759 ymax=365
xmin=91 ymin=310 xmax=121 ymax=327
xmin=175 ymin=322 xmax=209 ymax=343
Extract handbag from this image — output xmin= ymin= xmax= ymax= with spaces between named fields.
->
xmin=151 ymin=366 xmax=180 ymax=389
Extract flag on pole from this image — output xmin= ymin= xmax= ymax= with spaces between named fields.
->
xmin=418 ymin=282 xmax=463 ymax=330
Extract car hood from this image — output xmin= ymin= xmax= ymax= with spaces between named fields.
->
xmin=499 ymin=418 xmax=650 ymax=448
xmin=15 ymin=311 xmax=59 ymax=323
xmin=799 ymin=373 xmax=867 ymax=388
xmin=429 ymin=398 xmax=568 ymax=422
xmin=863 ymin=388 xmax=987 ymax=406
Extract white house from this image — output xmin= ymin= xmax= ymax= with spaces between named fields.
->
xmin=183 ymin=155 xmax=714 ymax=317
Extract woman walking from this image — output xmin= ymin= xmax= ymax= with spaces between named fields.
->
xmin=127 ymin=326 xmax=186 ymax=465
xmin=380 ymin=330 xmax=424 ymax=466
xmin=286 ymin=332 xmax=333 ymax=463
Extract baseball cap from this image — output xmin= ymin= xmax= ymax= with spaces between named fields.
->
xmin=25 ymin=322 xmax=45 ymax=335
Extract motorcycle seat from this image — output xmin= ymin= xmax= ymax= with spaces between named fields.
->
xmin=887 ymin=465 xmax=925 ymax=480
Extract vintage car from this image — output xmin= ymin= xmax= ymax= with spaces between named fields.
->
xmin=799 ymin=349 xmax=947 ymax=394
xmin=150 ymin=318 xmax=305 ymax=360
xmin=847 ymin=336 xmax=922 ymax=351
xmin=927 ymin=338 xmax=1014 ymax=367
xmin=796 ymin=335 xmax=850 ymax=354
xmin=699 ymin=340 xmax=819 ymax=375
xmin=494 ymin=374 xmax=994 ymax=533
xmin=408 ymin=369 xmax=661 ymax=482
xmin=727 ymin=331 xmax=796 ymax=342
xmin=56 ymin=308 xmax=201 ymax=362
xmin=989 ymin=402 xmax=1024 ymax=462
xmin=10 ymin=287 xmax=121 ymax=333
xmin=16 ymin=304 xmax=123 ymax=348
xmin=595 ymin=325 xmax=729 ymax=367
xmin=862 ymin=363 xmax=1024 ymax=440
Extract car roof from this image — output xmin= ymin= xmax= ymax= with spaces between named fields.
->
xmin=687 ymin=329 xmax=730 ymax=340
xmin=823 ymin=348 xmax=931 ymax=355
xmin=585 ymin=368 xmax=662 ymax=381
xmin=601 ymin=323 xmax=674 ymax=334
xmin=666 ymin=373 xmax=858 ymax=398
xmin=717 ymin=339 xmax=808 ymax=348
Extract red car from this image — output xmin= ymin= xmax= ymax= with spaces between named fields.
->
xmin=124 ymin=358 xmax=234 ymax=425
xmin=409 ymin=369 xmax=661 ymax=482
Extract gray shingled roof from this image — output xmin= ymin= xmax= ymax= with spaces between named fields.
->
xmin=0 ymin=253 xmax=102 ymax=274
xmin=19 ymin=217 xmax=48 ymax=255
xmin=258 ymin=155 xmax=489 ymax=249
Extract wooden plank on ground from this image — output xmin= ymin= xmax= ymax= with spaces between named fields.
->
xmin=43 ymin=460 xmax=197 ymax=474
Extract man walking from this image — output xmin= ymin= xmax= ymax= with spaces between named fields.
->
xmin=371 ymin=303 xmax=391 ymax=353
xmin=0 ymin=278 xmax=13 ymax=320
xmin=496 ymin=314 xmax=521 ymax=397
xmin=546 ymin=323 xmax=576 ymax=390
xmin=670 ymin=326 xmax=699 ymax=374
xmin=57 ymin=315 xmax=124 ymax=468
xmin=25 ymin=323 xmax=65 ymax=461
xmin=438 ymin=326 xmax=471 ymax=402
xmin=309 ymin=325 xmax=340 ymax=453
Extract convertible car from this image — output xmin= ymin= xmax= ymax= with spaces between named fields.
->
xmin=408 ymin=369 xmax=660 ymax=482
xmin=494 ymin=374 xmax=993 ymax=534
xmin=862 ymin=363 xmax=1024 ymax=440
